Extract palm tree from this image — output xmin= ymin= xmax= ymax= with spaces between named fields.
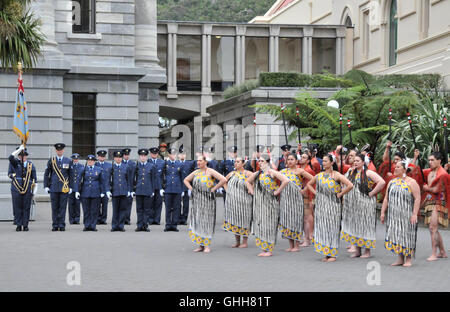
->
xmin=0 ymin=0 xmax=44 ymax=70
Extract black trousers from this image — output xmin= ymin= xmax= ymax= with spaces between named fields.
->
xmin=50 ymin=192 xmax=69 ymax=229
xmin=180 ymin=192 xmax=190 ymax=223
xmin=136 ymin=195 xmax=152 ymax=228
xmin=125 ymin=195 xmax=133 ymax=223
xmin=68 ymin=192 xmax=81 ymax=223
xmin=150 ymin=190 xmax=163 ymax=224
xmin=111 ymin=196 xmax=128 ymax=230
xmin=12 ymin=192 xmax=32 ymax=227
xmin=97 ymin=196 xmax=109 ymax=223
xmin=164 ymin=193 xmax=181 ymax=229
xmin=81 ymin=197 xmax=100 ymax=230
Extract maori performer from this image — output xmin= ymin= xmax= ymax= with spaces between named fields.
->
xmin=297 ymin=148 xmax=316 ymax=247
xmin=421 ymin=152 xmax=448 ymax=261
xmin=381 ymin=160 xmax=421 ymax=267
xmin=279 ymin=153 xmax=313 ymax=252
xmin=306 ymin=154 xmax=353 ymax=262
xmin=341 ymin=153 xmax=385 ymax=258
xmin=222 ymin=157 xmax=253 ymax=248
xmin=183 ymin=155 xmax=226 ymax=253
xmin=246 ymin=154 xmax=290 ymax=257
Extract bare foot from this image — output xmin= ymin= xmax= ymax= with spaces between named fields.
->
xmin=327 ymin=257 xmax=337 ymax=262
xmin=285 ymin=248 xmax=293 ymax=252
xmin=261 ymin=252 xmax=273 ymax=257
xmin=391 ymin=261 xmax=404 ymax=266
xmin=350 ymin=253 xmax=361 ymax=258
xmin=322 ymin=257 xmax=328 ymax=262
xmin=193 ymin=247 xmax=204 ymax=252
xmin=238 ymin=243 xmax=248 ymax=248
xmin=347 ymin=246 xmax=357 ymax=253
xmin=257 ymin=252 xmax=265 ymax=257
xmin=300 ymin=241 xmax=310 ymax=247
xmin=231 ymin=243 xmax=240 ymax=248
xmin=437 ymin=252 xmax=448 ymax=259
xmin=290 ymin=247 xmax=300 ymax=252
xmin=403 ymin=261 xmax=412 ymax=267
xmin=361 ymin=251 xmax=371 ymax=258
xmin=203 ymin=247 xmax=211 ymax=253
xmin=427 ymin=255 xmax=439 ymax=261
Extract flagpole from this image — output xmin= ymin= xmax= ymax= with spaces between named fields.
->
xmin=407 ymin=112 xmax=425 ymax=181
xmin=388 ymin=107 xmax=392 ymax=173
xmin=296 ymin=106 xmax=301 ymax=146
xmin=17 ymin=62 xmax=25 ymax=182
xmin=280 ymin=103 xmax=288 ymax=145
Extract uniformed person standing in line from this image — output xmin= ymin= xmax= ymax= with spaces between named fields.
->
xmin=107 ymin=151 xmax=132 ymax=232
xmin=122 ymin=148 xmax=136 ymax=225
xmin=44 ymin=143 xmax=73 ymax=232
xmin=178 ymin=145 xmax=195 ymax=225
xmin=205 ymin=146 xmax=220 ymax=171
xmin=159 ymin=142 xmax=169 ymax=160
xmin=220 ymin=146 xmax=238 ymax=202
xmin=149 ymin=147 xmax=165 ymax=225
xmin=245 ymin=145 xmax=265 ymax=172
xmin=133 ymin=148 xmax=155 ymax=232
xmin=273 ymin=144 xmax=292 ymax=171
xmin=161 ymin=148 xmax=183 ymax=232
xmin=95 ymin=150 xmax=112 ymax=225
xmin=68 ymin=153 xmax=83 ymax=225
xmin=8 ymin=145 xmax=37 ymax=231
xmin=74 ymin=155 xmax=105 ymax=232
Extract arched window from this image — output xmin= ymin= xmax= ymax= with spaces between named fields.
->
xmin=388 ymin=0 xmax=398 ymax=66
xmin=345 ymin=16 xmax=353 ymax=27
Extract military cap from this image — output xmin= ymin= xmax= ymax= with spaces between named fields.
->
xmin=54 ymin=143 xmax=65 ymax=150
xmin=178 ymin=144 xmax=185 ymax=154
xmin=256 ymin=145 xmax=265 ymax=153
xmin=168 ymin=147 xmax=178 ymax=155
xmin=159 ymin=142 xmax=168 ymax=148
xmin=86 ymin=155 xmax=97 ymax=161
xmin=138 ymin=148 xmax=149 ymax=156
xmin=16 ymin=146 xmax=29 ymax=156
xmin=113 ymin=151 xmax=123 ymax=158
xmin=281 ymin=144 xmax=292 ymax=152
xmin=96 ymin=150 xmax=107 ymax=157
xmin=71 ymin=153 xmax=80 ymax=159
xmin=149 ymin=147 xmax=160 ymax=154
xmin=122 ymin=148 xmax=131 ymax=155
xmin=209 ymin=146 xmax=215 ymax=153
xmin=228 ymin=146 xmax=238 ymax=153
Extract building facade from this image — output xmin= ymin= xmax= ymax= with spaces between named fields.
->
xmin=251 ymin=0 xmax=450 ymax=86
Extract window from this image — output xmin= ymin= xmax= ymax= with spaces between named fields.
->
xmin=72 ymin=0 xmax=95 ymax=34
xmin=211 ymin=36 xmax=235 ymax=92
xmin=157 ymin=34 xmax=168 ymax=91
xmin=177 ymin=35 xmax=202 ymax=91
xmin=420 ymin=0 xmax=430 ymax=39
xmin=312 ymin=38 xmax=336 ymax=74
xmin=279 ymin=38 xmax=302 ymax=73
xmin=345 ymin=16 xmax=353 ymax=27
xmin=72 ymin=93 xmax=96 ymax=158
xmin=389 ymin=0 xmax=398 ymax=66
xmin=245 ymin=37 xmax=269 ymax=80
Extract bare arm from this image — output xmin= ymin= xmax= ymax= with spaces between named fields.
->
xmin=245 ymin=171 xmax=259 ymax=195
xmin=408 ymin=178 xmax=421 ymax=225
xmin=306 ymin=175 xmax=317 ymax=196
xmin=336 ymin=172 xmax=353 ymax=199
xmin=296 ymin=168 xmax=313 ymax=181
xmin=183 ymin=170 xmax=197 ymax=191
xmin=208 ymin=168 xmax=227 ymax=192
xmin=380 ymin=181 xmax=392 ymax=224
xmin=271 ymin=169 xmax=290 ymax=196
xmin=223 ymin=171 xmax=234 ymax=192
xmin=382 ymin=141 xmax=392 ymax=163
xmin=367 ymin=170 xmax=386 ymax=198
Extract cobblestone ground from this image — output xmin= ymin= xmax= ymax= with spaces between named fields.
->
xmin=0 ymin=199 xmax=449 ymax=292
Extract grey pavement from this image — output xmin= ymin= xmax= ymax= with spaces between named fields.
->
xmin=0 ymin=198 xmax=449 ymax=292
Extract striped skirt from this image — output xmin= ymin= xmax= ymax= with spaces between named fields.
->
xmin=279 ymin=182 xmax=304 ymax=241
xmin=252 ymin=182 xmax=280 ymax=252
xmin=223 ymin=174 xmax=253 ymax=237
xmin=188 ymin=180 xmax=216 ymax=247
xmin=341 ymin=182 xmax=377 ymax=249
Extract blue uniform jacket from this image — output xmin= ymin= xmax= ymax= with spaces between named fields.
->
xmin=207 ymin=159 xmax=220 ymax=172
xmin=180 ymin=160 xmax=195 ymax=191
xmin=95 ymin=161 xmax=112 ymax=185
xmin=221 ymin=159 xmax=235 ymax=177
xmin=163 ymin=160 xmax=183 ymax=194
xmin=8 ymin=155 xmax=37 ymax=195
xmin=75 ymin=165 xmax=105 ymax=198
xmin=277 ymin=156 xmax=287 ymax=171
xmin=108 ymin=162 xmax=132 ymax=196
xmin=44 ymin=156 xmax=73 ymax=192
xmin=149 ymin=158 xmax=165 ymax=190
xmin=71 ymin=162 xmax=84 ymax=189
xmin=134 ymin=161 xmax=156 ymax=196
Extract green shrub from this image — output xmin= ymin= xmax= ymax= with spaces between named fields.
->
xmin=223 ymin=79 xmax=259 ymax=99
xmin=259 ymin=72 xmax=311 ymax=87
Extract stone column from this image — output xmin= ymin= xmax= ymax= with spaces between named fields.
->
xmin=167 ymin=23 xmax=178 ymax=97
xmin=29 ymin=0 xmax=63 ymax=59
xmin=135 ymin=0 xmax=159 ymax=66
xmin=302 ymin=27 xmax=313 ymax=74
xmin=336 ymin=27 xmax=346 ymax=75
xmin=236 ymin=26 xmax=246 ymax=85
xmin=202 ymin=25 xmax=212 ymax=93
xmin=269 ymin=26 xmax=280 ymax=72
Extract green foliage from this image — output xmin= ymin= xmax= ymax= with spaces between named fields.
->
xmin=157 ymin=0 xmax=275 ymax=23
xmin=0 ymin=0 xmax=44 ymax=70
xmin=259 ymin=72 xmax=312 ymax=87
xmin=223 ymin=79 xmax=259 ymax=99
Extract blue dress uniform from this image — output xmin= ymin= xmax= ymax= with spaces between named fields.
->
xmin=75 ymin=155 xmax=105 ymax=231
xmin=96 ymin=150 xmax=112 ymax=224
xmin=108 ymin=151 xmax=132 ymax=231
xmin=149 ymin=147 xmax=165 ymax=225
xmin=134 ymin=149 xmax=155 ymax=231
xmin=277 ymin=144 xmax=292 ymax=171
xmin=179 ymin=159 xmax=195 ymax=225
xmin=162 ymin=154 xmax=183 ymax=231
xmin=8 ymin=148 xmax=36 ymax=231
xmin=122 ymin=148 xmax=136 ymax=224
xmin=68 ymin=154 xmax=83 ymax=224
xmin=44 ymin=143 xmax=73 ymax=231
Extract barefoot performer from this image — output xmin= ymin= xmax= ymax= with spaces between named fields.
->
xmin=222 ymin=157 xmax=253 ymax=248
xmin=279 ymin=153 xmax=313 ymax=252
xmin=246 ymin=154 xmax=289 ymax=257
xmin=381 ymin=161 xmax=421 ymax=267
xmin=341 ymin=153 xmax=385 ymax=258
xmin=184 ymin=155 xmax=226 ymax=253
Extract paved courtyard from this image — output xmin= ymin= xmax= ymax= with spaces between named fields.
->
xmin=0 ymin=199 xmax=449 ymax=292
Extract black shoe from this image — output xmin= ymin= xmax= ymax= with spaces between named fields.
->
xmin=52 ymin=228 xmax=58 ymax=232
xmin=83 ymin=228 xmax=89 ymax=232
xmin=144 ymin=228 xmax=150 ymax=232
xmin=74 ymin=221 xmax=80 ymax=225
xmin=135 ymin=227 xmax=142 ymax=232
xmin=92 ymin=228 xmax=98 ymax=232
xmin=23 ymin=227 xmax=29 ymax=231
xmin=99 ymin=221 xmax=107 ymax=225
xmin=119 ymin=229 xmax=125 ymax=232
xmin=172 ymin=228 xmax=179 ymax=232
xmin=59 ymin=228 xmax=65 ymax=232
xmin=111 ymin=229 xmax=116 ymax=232
xmin=125 ymin=221 xmax=130 ymax=225
xmin=16 ymin=226 xmax=22 ymax=232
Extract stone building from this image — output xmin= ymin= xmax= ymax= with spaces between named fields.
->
xmin=0 ymin=0 xmax=165 ymax=218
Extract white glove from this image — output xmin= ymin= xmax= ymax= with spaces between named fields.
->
xmin=188 ymin=190 xmax=192 ymax=197
xmin=181 ymin=192 xmax=185 ymax=197
xmin=151 ymin=193 xmax=154 ymax=197
xmin=101 ymin=193 xmax=104 ymax=198
xmin=217 ymin=187 xmax=223 ymax=194
xmin=131 ymin=192 xmax=135 ymax=198
xmin=11 ymin=145 xmax=24 ymax=157
xmin=75 ymin=192 xmax=80 ymax=199
xmin=160 ymin=189 xmax=165 ymax=197
xmin=69 ymin=188 xmax=73 ymax=195
xmin=45 ymin=187 xmax=50 ymax=194
xmin=106 ymin=192 xmax=112 ymax=199
xmin=32 ymin=183 xmax=38 ymax=195
xmin=127 ymin=191 xmax=131 ymax=197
